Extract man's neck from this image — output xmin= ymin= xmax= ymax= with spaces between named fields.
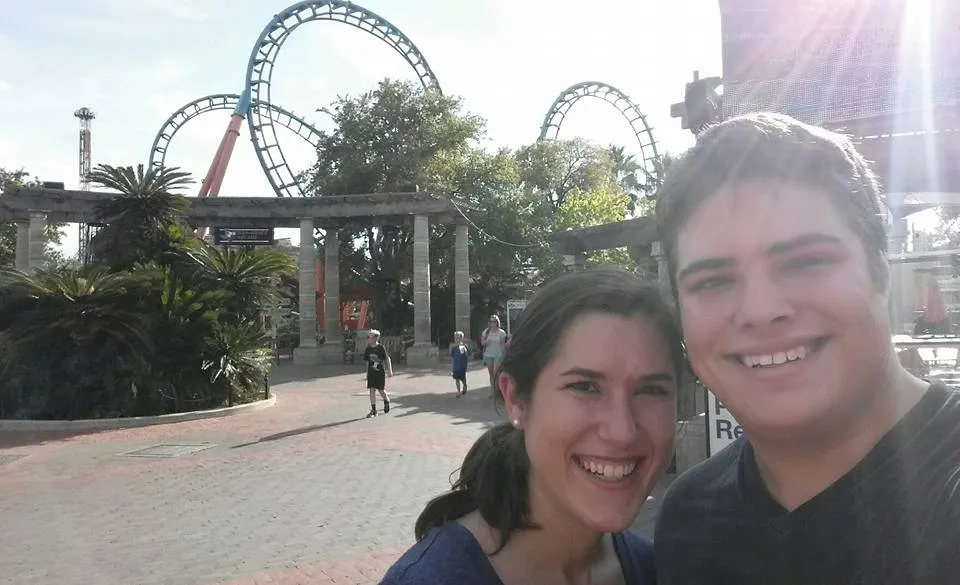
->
xmin=750 ymin=363 xmax=928 ymax=511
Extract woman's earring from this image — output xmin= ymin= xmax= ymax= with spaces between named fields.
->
xmin=511 ymin=418 xmax=520 ymax=427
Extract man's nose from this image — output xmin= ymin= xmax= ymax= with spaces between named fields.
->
xmin=733 ymin=272 xmax=795 ymax=329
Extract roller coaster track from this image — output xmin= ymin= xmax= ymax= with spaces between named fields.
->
xmin=540 ymin=81 xmax=661 ymax=188
xmin=148 ymin=93 xmax=322 ymax=172
xmin=245 ymin=0 xmax=442 ymax=198
xmin=150 ymin=0 xmax=441 ymax=200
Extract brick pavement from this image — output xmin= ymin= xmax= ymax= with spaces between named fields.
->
xmin=0 ymin=363 xmax=672 ymax=585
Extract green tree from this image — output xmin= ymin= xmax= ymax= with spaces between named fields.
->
xmin=930 ymin=208 xmax=960 ymax=250
xmin=603 ymin=147 xmax=677 ymax=217
xmin=304 ymin=79 xmax=485 ymax=333
xmin=0 ymin=168 xmax=66 ymax=268
xmin=303 ymin=79 xmax=652 ymax=339
xmin=87 ymin=163 xmax=194 ymax=270
xmin=556 ymin=184 xmax=633 ymax=267
xmin=515 ymin=138 xmax=616 ymax=209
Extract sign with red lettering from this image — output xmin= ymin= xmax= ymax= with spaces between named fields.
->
xmin=705 ymin=389 xmax=744 ymax=456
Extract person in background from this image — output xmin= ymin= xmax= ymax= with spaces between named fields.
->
xmin=380 ymin=267 xmax=684 ymax=585
xmin=363 ymin=329 xmax=393 ymax=418
xmin=653 ymin=112 xmax=960 ymax=584
xmin=451 ymin=330 xmax=470 ymax=397
xmin=480 ymin=315 xmax=507 ymax=390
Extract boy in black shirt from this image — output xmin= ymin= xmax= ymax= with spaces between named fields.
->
xmin=363 ymin=329 xmax=393 ymax=418
xmin=652 ymin=113 xmax=960 ymax=584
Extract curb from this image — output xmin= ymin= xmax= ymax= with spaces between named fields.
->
xmin=0 ymin=394 xmax=278 ymax=432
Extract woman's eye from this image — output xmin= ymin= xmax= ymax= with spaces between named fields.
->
xmin=568 ymin=381 xmax=600 ymax=394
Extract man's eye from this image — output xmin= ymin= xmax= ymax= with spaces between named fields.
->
xmin=785 ymin=256 xmax=834 ymax=271
xmin=689 ymin=275 xmax=733 ymax=292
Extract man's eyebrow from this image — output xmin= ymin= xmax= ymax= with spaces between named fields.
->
xmin=767 ymin=233 xmax=843 ymax=255
xmin=677 ymin=233 xmax=843 ymax=283
xmin=677 ymin=257 xmax=735 ymax=284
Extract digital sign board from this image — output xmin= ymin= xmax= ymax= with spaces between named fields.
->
xmin=213 ymin=227 xmax=275 ymax=246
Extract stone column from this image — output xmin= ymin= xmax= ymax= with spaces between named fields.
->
xmin=652 ymin=240 xmax=671 ymax=298
xmin=319 ymin=228 xmax=343 ymax=363
xmin=454 ymin=223 xmax=471 ymax=342
xmin=562 ymin=252 xmax=588 ymax=272
xmin=293 ymin=218 xmax=320 ymax=365
xmin=15 ymin=221 xmax=29 ymax=271
xmin=887 ymin=212 xmax=910 ymax=335
xmin=27 ymin=213 xmax=47 ymax=272
xmin=653 ymin=239 xmax=698 ymax=424
xmin=407 ymin=214 xmax=438 ymax=365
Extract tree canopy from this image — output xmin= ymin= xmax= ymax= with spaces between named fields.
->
xmin=302 ymin=79 xmax=660 ymax=340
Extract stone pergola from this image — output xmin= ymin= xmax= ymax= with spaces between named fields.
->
xmin=0 ymin=186 xmax=474 ymax=366
xmin=548 ymin=215 xmax=669 ymax=288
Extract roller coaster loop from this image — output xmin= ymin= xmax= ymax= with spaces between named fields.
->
xmin=539 ymin=81 xmax=661 ymax=188
xmin=150 ymin=1 xmax=442 ymax=201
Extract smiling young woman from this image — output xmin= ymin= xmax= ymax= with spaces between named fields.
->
xmin=379 ymin=267 xmax=685 ymax=585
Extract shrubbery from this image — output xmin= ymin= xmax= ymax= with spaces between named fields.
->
xmin=0 ymin=164 xmax=296 ymax=420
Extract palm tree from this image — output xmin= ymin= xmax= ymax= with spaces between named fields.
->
xmin=202 ymin=321 xmax=276 ymax=406
xmin=0 ymin=267 xmax=155 ymax=418
xmin=607 ymin=145 xmax=643 ymax=195
xmin=605 ymin=145 xmax=677 ymax=216
xmin=179 ymin=244 xmax=297 ymax=322
xmin=639 ymin=152 xmax=675 ymax=196
xmin=87 ymin=163 xmax=194 ymax=270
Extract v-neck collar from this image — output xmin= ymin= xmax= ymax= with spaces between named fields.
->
xmin=739 ymin=382 xmax=950 ymax=534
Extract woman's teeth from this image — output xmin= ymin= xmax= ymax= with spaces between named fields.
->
xmin=576 ymin=457 xmax=638 ymax=482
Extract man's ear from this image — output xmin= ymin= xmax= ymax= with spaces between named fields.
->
xmin=877 ymin=255 xmax=890 ymax=294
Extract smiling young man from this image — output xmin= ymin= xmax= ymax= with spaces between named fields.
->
xmin=653 ymin=113 xmax=960 ymax=584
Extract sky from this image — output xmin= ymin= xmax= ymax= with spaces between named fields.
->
xmin=0 ymin=0 xmax=727 ymax=256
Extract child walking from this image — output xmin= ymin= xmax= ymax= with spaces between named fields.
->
xmin=450 ymin=331 xmax=469 ymax=397
xmin=363 ymin=329 xmax=393 ymax=418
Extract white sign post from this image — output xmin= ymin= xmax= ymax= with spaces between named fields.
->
xmin=705 ymin=388 xmax=745 ymax=456
xmin=505 ymin=299 xmax=528 ymax=338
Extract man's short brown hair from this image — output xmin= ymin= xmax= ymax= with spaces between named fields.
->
xmin=655 ymin=112 xmax=889 ymax=296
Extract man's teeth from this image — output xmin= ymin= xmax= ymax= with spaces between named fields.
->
xmin=576 ymin=457 xmax=638 ymax=482
xmin=741 ymin=345 xmax=809 ymax=368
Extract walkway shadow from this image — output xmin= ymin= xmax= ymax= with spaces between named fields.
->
xmin=390 ymin=387 xmax=504 ymax=428
xmin=0 ymin=428 xmax=106 ymax=449
xmin=268 ymin=363 xmax=453 ymax=385
xmin=231 ymin=417 xmax=365 ymax=449
xmin=268 ymin=363 xmax=364 ymax=385
xmin=395 ymin=366 xmax=454 ymax=379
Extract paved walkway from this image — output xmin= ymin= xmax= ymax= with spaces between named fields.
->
xmin=0 ymin=363 xmax=672 ymax=585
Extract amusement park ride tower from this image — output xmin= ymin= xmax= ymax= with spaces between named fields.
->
xmin=74 ymin=106 xmax=96 ymax=264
